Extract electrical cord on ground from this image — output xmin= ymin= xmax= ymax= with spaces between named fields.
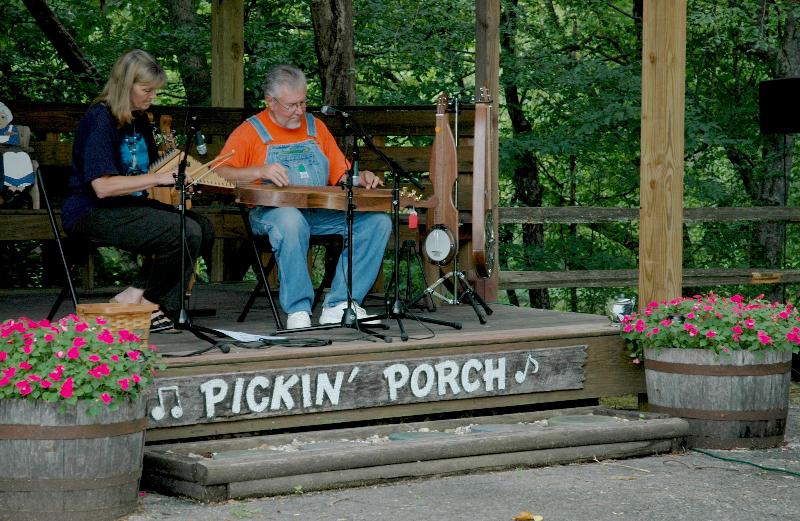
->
xmin=691 ymin=448 xmax=800 ymax=477
xmin=162 ymin=337 xmax=332 ymax=357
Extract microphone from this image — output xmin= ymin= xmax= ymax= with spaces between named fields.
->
xmin=351 ymin=162 xmax=360 ymax=188
xmin=195 ymin=129 xmax=207 ymax=156
xmin=321 ymin=105 xmax=350 ymax=118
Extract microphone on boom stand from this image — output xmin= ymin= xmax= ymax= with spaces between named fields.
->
xmin=171 ymin=116 xmax=230 ymax=351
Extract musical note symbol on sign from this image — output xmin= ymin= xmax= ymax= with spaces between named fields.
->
xmin=514 ymin=354 xmax=540 ymax=384
xmin=150 ymin=385 xmax=184 ymax=421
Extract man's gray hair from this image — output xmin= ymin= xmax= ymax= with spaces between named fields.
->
xmin=262 ymin=65 xmax=307 ymax=98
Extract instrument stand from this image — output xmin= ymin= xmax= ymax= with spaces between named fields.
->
xmin=274 ymin=121 xmax=391 ymax=343
xmin=362 ymin=146 xmax=462 ymax=341
xmin=172 ymin=126 xmax=230 ymax=350
xmin=410 ymin=94 xmax=493 ymax=325
xmin=406 ymin=266 xmax=492 ymax=325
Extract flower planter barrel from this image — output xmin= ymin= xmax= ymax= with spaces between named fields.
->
xmin=644 ymin=348 xmax=792 ymax=449
xmin=0 ymin=397 xmax=147 ymax=521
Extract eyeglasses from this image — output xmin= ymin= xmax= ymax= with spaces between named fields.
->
xmin=271 ymin=97 xmax=308 ymax=112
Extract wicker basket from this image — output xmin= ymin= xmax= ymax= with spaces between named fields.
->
xmin=76 ymin=302 xmax=159 ymax=345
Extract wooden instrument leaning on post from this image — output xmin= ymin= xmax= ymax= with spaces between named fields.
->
xmin=423 ymin=92 xmax=460 ymax=267
xmin=471 ymin=87 xmax=495 ymax=278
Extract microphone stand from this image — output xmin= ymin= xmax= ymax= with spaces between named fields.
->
xmin=172 ymin=125 xmax=231 ymax=350
xmin=352 ymin=122 xmax=463 ymax=341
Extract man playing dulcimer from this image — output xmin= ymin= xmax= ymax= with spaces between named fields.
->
xmin=215 ymin=64 xmax=391 ymax=330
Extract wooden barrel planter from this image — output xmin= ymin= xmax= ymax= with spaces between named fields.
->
xmin=0 ymin=397 xmax=147 ymax=521
xmin=644 ymin=348 xmax=792 ymax=449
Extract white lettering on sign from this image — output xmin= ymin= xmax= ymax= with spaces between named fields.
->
xmin=200 ymin=378 xmax=228 ymax=418
xmin=383 ymin=357 xmax=507 ymax=402
xmin=245 ymin=376 xmax=270 ymax=413
xmin=149 ymin=347 xmax=588 ymax=426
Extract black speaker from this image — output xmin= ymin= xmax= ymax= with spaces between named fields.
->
xmin=759 ymin=78 xmax=800 ymax=134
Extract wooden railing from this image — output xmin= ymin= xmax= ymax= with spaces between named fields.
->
xmin=499 ymin=206 xmax=800 ymax=290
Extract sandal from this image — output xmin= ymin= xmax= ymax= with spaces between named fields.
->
xmin=150 ymin=310 xmax=176 ymax=333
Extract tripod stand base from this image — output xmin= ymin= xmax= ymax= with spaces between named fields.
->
xmin=370 ymin=298 xmax=462 ymax=342
xmin=408 ymin=270 xmax=493 ymax=324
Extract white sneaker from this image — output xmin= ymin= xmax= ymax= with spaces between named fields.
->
xmin=286 ymin=311 xmax=311 ymax=329
xmin=320 ymin=301 xmax=381 ymax=325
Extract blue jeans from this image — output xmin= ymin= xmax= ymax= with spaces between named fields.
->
xmin=249 ymin=207 xmax=392 ymax=314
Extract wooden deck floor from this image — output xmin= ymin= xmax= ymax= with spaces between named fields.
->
xmin=0 ymin=284 xmax=645 ymax=441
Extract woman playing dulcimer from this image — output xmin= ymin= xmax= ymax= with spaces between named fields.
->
xmin=215 ymin=64 xmax=391 ymax=330
xmin=62 ymin=49 xmax=215 ymax=332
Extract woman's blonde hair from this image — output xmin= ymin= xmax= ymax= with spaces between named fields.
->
xmin=96 ymin=49 xmax=166 ymax=125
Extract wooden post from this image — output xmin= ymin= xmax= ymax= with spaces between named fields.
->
xmin=639 ymin=0 xmax=686 ymax=307
xmin=211 ymin=0 xmax=244 ymax=108
xmin=475 ymin=0 xmax=500 ymax=302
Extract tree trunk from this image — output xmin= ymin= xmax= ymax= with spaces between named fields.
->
xmin=501 ymin=0 xmax=549 ymax=309
xmin=21 ymin=0 xmax=100 ymax=85
xmin=311 ymin=0 xmax=355 ymax=107
xmin=165 ymin=0 xmax=210 ymax=105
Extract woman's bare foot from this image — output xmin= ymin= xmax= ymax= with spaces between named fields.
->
xmin=111 ymin=286 xmax=145 ymax=305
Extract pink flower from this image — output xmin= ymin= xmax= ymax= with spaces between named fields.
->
xmin=757 ymin=331 xmax=772 ymax=345
xmin=730 ymin=294 xmax=744 ymax=304
xmin=731 ymin=325 xmax=743 ymax=335
xmin=44 ymin=333 xmax=55 ymax=342
xmin=96 ymin=317 xmax=108 ymax=325
xmin=705 ymin=330 xmax=717 ymax=339
xmin=55 ymin=350 xmax=65 ymax=359
xmin=3 ymin=367 xmax=16 ymax=378
xmin=59 ymin=377 xmax=74 ymax=398
xmin=0 ymin=351 xmax=6 ymax=362
xmin=97 ymin=330 xmax=114 ymax=345
xmin=127 ymin=350 xmax=141 ymax=361
xmin=88 ymin=354 xmax=101 ymax=362
xmin=623 ymin=323 xmax=634 ymax=333
xmin=66 ymin=347 xmax=81 ymax=359
xmin=40 ymin=379 xmax=52 ymax=389
xmin=18 ymin=360 xmax=32 ymax=370
xmin=100 ymin=393 xmax=112 ymax=404
xmin=72 ymin=337 xmax=86 ymax=348
xmin=0 ymin=376 xmax=10 ymax=387
xmin=634 ymin=319 xmax=646 ymax=333
xmin=15 ymin=380 xmax=32 ymax=396
xmin=110 ymin=354 xmax=120 ymax=362
xmin=118 ymin=378 xmax=130 ymax=390
xmin=75 ymin=322 xmax=89 ymax=333
xmin=745 ymin=318 xmax=756 ymax=329
xmin=131 ymin=373 xmax=141 ymax=383
xmin=88 ymin=364 xmax=111 ymax=379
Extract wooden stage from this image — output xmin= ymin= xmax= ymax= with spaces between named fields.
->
xmin=0 ymin=283 xmax=645 ymax=442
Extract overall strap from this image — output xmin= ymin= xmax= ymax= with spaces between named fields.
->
xmin=304 ymin=113 xmax=317 ymax=137
xmin=246 ymin=115 xmax=273 ymax=144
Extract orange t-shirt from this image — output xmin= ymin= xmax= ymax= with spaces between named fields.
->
xmin=218 ymin=110 xmax=348 ymax=186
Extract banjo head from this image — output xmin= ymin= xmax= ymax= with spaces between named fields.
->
xmin=424 ymin=225 xmax=456 ymax=265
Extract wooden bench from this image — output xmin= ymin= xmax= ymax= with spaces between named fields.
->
xmin=2 ymin=101 xmax=478 ymax=286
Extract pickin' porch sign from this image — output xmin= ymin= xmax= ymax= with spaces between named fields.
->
xmin=147 ymin=346 xmax=587 ymax=428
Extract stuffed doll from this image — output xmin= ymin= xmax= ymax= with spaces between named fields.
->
xmin=0 ymin=102 xmax=35 ymax=206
